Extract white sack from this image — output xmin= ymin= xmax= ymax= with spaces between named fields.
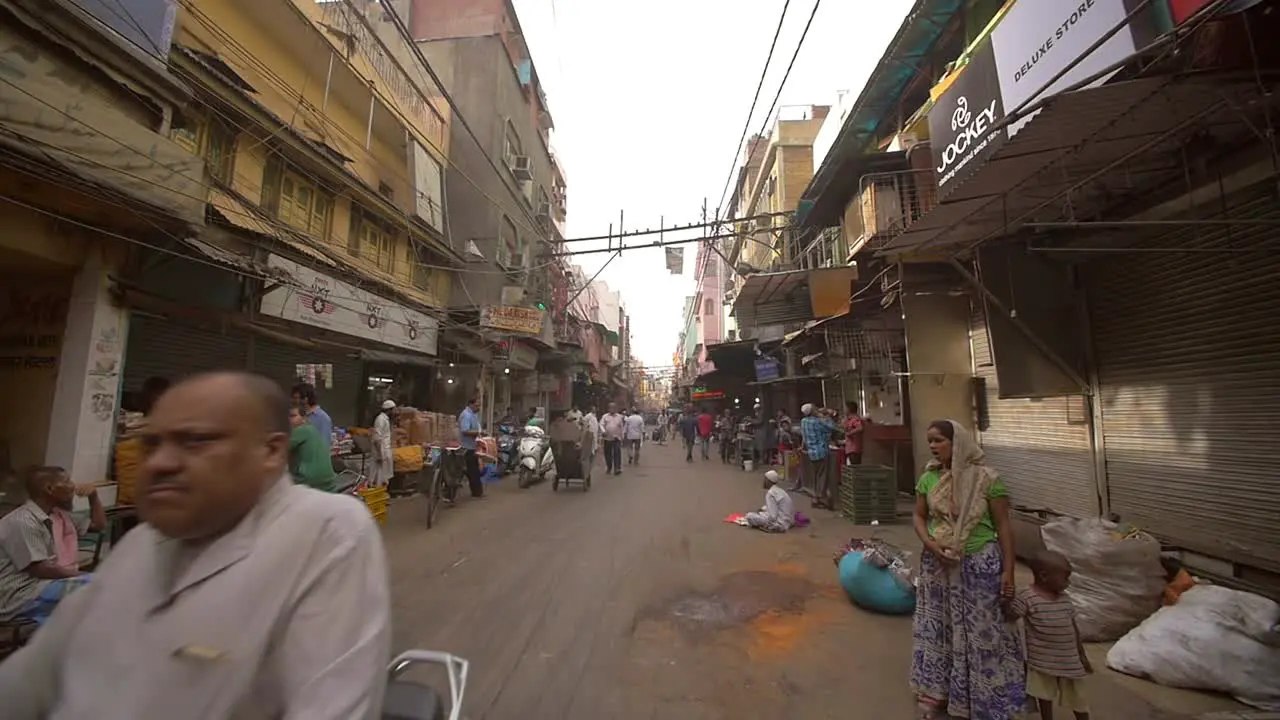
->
xmin=1040 ymin=517 xmax=1165 ymax=641
xmin=1107 ymin=584 xmax=1280 ymax=710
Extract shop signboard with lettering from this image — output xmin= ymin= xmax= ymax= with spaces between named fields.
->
xmin=929 ymin=42 xmax=1006 ymax=201
xmin=480 ymin=305 xmax=545 ymax=335
xmin=259 ymin=255 xmax=439 ymax=356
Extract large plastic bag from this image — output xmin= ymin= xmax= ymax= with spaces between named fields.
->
xmin=1040 ymin=517 xmax=1165 ymax=641
xmin=838 ymin=550 xmax=916 ymax=615
xmin=1107 ymin=585 xmax=1280 ymax=710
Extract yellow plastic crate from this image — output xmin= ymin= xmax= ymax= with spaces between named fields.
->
xmin=373 ymin=509 xmax=387 ymax=525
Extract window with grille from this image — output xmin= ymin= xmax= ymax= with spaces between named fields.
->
xmin=497 ymin=215 xmax=519 ymax=269
xmin=171 ymin=114 xmax=236 ymax=185
xmin=273 ymin=171 xmax=333 ymax=240
xmin=348 ymin=205 xmax=395 ymax=273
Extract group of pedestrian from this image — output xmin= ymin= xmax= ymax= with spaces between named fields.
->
xmin=593 ymin=403 xmax=646 ymax=475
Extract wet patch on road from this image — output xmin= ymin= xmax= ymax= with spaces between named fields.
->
xmin=636 ymin=564 xmax=837 ymax=661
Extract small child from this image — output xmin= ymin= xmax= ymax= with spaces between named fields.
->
xmin=1005 ymin=551 xmax=1093 ymax=720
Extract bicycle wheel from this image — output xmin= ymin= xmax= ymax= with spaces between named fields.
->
xmin=425 ymin=466 xmax=444 ymax=529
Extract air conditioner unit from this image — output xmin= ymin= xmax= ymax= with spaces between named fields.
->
xmin=511 ymin=155 xmax=532 ymax=180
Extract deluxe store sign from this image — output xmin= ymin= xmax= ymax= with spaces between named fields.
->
xmin=930 ymin=0 xmax=1156 ymax=199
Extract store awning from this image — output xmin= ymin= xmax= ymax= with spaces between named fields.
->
xmin=782 ymin=309 xmax=852 ymax=347
xmin=731 ymin=267 xmax=858 ymax=327
xmin=879 ymin=74 xmax=1271 ymax=257
xmin=359 ymin=348 xmax=435 ymax=368
xmin=747 ymin=374 xmax=832 ymax=386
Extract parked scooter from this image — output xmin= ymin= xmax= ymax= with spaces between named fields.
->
xmin=382 ymin=650 xmax=468 ymax=720
xmin=495 ymin=423 xmax=518 ymax=475
xmin=516 ymin=424 xmax=554 ymax=488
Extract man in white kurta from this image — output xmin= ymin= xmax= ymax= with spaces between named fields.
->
xmin=746 ymin=470 xmax=795 ymax=533
xmin=0 ymin=372 xmax=391 ymax=719
xmin=370 ymin=400 xmax=396 ymax=487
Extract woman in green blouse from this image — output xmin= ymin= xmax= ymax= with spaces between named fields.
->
xmin=909 ymin=419 xmax=1023 ymax=719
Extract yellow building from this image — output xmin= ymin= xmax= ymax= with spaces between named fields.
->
xmin=171 ymin=0 xmax=458 ymax=308
xmin=731 ymin=105 xmax=829 ymax=272
xmin=0 ymin=0 xmax=204 ymax=488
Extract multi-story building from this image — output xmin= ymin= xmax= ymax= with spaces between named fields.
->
xmin=728 ymin=106 xmax=829 ymax=272
xmin=411 ymin=0 xmax=578 ymax=412
xmin=0 ymin=0 xmax=205 ymax=485
xmin=0 ymin=0 xmax=471 ymax=489
xmin=789 ymin=0 xmax=1280 ymax=591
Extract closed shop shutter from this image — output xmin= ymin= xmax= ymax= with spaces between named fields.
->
xmin=970 ymin=303 xmax=1099 ymax=517
xmin=123 ymin=315 xmax=250 ymax=393
xmin=249 ymin=336 xmax=364 ymax=428
xmin=1085 ymin=193 xmax=1280 ymax=573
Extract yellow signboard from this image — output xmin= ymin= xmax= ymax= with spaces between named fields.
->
xmin=480 ymin=305 xmax=545 ymax=335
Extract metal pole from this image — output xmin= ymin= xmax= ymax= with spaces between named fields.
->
xmin=322 ymin=52 xmax=334 ymax=113
xmin=947 ymin=257 xmax=1091 ymax=394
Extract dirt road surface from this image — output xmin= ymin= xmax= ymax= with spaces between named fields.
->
xmin=382 ymin=440 xmax=1231 ymax=720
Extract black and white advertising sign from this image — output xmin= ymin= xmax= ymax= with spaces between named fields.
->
xmin=991 ymin=0 xmax=1151 ymax=137
xmin=929 ymin=41 xmax=1005 ymax=201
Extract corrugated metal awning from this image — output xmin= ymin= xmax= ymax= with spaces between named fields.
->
xmin=879 ymin=75 xmax=1271 ymax=257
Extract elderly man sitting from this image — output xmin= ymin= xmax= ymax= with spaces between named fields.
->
xmin=745 ymin=470 xmax=795 ymax=533
xmin=0 ymin=467 xmax=97 ymax=626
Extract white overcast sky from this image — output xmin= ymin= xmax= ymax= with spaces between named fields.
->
xmin=511 ymin=0 xmax=914 ymax=368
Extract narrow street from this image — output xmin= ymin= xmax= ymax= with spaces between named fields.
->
xmin=381 ymin=442 xmax=1230 ymax=720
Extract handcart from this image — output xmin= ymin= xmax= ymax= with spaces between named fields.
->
xmin=548 ymin=439 xmax=591 ymax=492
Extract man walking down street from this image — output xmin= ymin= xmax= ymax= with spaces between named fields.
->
xmin=624 ymin=408 xmax=645 ymax=465
xmin=678 ymin=405 xmax=699 ymax=463
xmin=459 ymin=397 xmax=484 ymax=498
xmin=600 ymin=403 xmax=626 ymax=476
xmin=697 ymin=406 xmax=715 ymax=460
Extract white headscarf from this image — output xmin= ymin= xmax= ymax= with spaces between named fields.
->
xmin=924 ymin=419 xmax=999 ymax=555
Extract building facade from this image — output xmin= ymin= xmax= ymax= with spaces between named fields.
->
xmin=793 ymin=0 xmax=1280 ymax=594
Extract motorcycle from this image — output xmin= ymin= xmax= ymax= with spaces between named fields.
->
xmin=516 ymin=424 xmax=554 ymax=489
xmin=382 ymin=650 xmax=468 ymax=720
xmin=495 ymin=423 xmax=518 ymax=475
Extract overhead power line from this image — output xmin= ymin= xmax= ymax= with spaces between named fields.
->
xmin=712 ymin=0 xmax=792 ymax=222
xmin=749 ymin=0 xmax=824 ymax=153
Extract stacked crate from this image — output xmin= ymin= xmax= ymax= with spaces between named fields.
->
xmin=839 ymin=464 xmax=897 ymax=525
xmin=359 ymin=485 xmax=390 ymax=525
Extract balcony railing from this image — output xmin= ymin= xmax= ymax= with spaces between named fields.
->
xmin=317 ymin=0 xmax=445 ymax=147
xmin=847 ymin=169 xmax=938 ymax=258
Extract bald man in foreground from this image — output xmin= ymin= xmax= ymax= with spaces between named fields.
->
xmin=0 ymin=372 xmax=392 ymax=719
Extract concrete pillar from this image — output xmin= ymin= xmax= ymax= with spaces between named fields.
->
xmin=901 ymin=292 xmax=974 ymax=475
xmin=44 ymin=250 xmax=127 ymax=486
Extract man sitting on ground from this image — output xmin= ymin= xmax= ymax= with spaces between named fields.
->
xmin=745 ymin=470 xmax=794 ymax=533
xmin=0 ymin=467 xmax=94 ymax=626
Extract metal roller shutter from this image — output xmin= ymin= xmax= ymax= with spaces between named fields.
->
xmin=123 ymin=315 xmax=250 ymax=393
xmin=249 ymin=336 xmax=364 ymax=428
xmin=1085 ymin=193 xmax=1280 ymax=573
xmin=970 ymin=302 xmax=1099 ymax=517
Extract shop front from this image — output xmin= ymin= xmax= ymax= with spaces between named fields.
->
xmin=0 ymin=212 xmax=127 ymax=487
xmin=256 ymin=254 xmax=440 ymax=427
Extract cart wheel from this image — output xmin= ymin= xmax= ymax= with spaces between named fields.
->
xmin=425 ymin=467 xmax=443 ymax=529
xmin=552 ymin=477 xmax=560 ymax=492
